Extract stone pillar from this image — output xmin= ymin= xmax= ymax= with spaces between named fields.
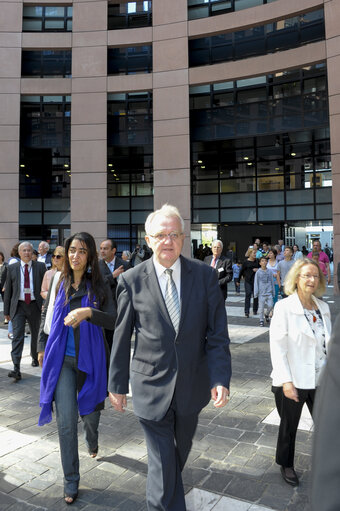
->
xmin=325 ymin=0 xmax=340 ymax=292
xmin=0 ymin=3 xmax=22 ymax=257
xmin=152 ymin=0 xmax=191 ymax=256
xmin=71 ymin=1 xmax=108 ymax=248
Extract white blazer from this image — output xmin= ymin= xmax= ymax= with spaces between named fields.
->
xmin=270 ymin=292 xmax=332 ymax=388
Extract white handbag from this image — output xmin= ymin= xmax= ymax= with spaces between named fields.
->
xmin=43 ymin=271 xmax=61 ymax=335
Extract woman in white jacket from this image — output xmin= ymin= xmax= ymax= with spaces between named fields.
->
xmin=270 ymin=258 xmax=332 ymax=487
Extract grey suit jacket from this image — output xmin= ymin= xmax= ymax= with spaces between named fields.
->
xmin=108 ymin=255 xmax=232 ymax=421
xmin=311 ymin=313 xmax=340 ymax=510
xmin=4 ymin=261 xmax=46 ymax=318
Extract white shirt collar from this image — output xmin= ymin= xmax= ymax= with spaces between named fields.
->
xmin=20 ymin=260 xmax=32 ymax=269
xmin=153 ymin=256 xmax=181 ymax=279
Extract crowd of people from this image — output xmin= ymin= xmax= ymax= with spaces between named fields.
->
xmin=0 ymin=213 xmax=338 ymax=509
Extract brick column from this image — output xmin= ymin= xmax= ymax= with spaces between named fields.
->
xmin=325 ymin=0 xmax=340 ymax=292
xmin=152 ymin=0 xmax=191 ymax=256
xmin=0 ymin=3 xmax=22 ymax=257
xmin=71 ymin=1 xmax=108 ymax=247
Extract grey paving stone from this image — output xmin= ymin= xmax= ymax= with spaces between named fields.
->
xmin=190 ymin=456 xmax=213 ymax=470
xmin=212 ymin=425 xmax=244 ymax=441
xmin=230 ymin=442 xmax=259 ymax=458
xmin=245 ymin=454 xmax=274 ymax=470
xmin=0 ymin=492 xmax=17 ymax=510
xmin=224 ymin=477 xmax=267 ymax=502
xmin=198 ymin=471 xmax=233 ymax=493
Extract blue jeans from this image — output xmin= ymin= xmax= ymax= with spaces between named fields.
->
xmin=54 ymin=356 xmax=100 ymax=496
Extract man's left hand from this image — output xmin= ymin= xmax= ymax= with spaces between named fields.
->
xmin=211 ymin=385 xmax=230 ymax=408
xmin=113 ymin=265 xmax=125 ymax=279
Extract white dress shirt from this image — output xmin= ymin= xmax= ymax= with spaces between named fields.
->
xmin=19 ymin=260 xmax=35 ymax=301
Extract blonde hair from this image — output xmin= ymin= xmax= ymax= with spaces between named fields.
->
xmin=52 ymin=246 xmax=65 ymax=269
xmin=246 ymin=247 xmax=257 ymax=258
xmin=284 ymin=258 xmax=326 ymax=297
xmin=145 ymin=204 xmax=184 ymax=235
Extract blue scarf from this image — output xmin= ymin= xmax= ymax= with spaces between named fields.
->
xmin=38 ymin=281 xmax=107 ymax=426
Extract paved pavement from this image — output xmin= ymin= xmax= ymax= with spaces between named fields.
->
xmin=0 ymin=286 xmax=339 ymax=511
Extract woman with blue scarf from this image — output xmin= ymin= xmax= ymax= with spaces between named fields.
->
xmin=37 ymin=232 xmax=116 ymax=505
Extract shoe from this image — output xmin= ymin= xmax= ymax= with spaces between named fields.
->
xmin=8 ymin=333 xmax=13 ymax=340
xmin=280 ymin=466 xmax=299 ymax=486
xmin=245 ymin=313 xmax=249 ymax=318
xmin=253 ymin=311 xmax=258 ymax=315
xmin=31 ymin=359 xmax=39 ymax=367
xmin=260 ymin=321 xmax=264 ymax=327
xmin=8 ymin=370 xmax=22 ymax=382
xmin=265 ymin=314 xmax=269 ymax=323
xmin=64 ymin=493 xmax=78 ymax=505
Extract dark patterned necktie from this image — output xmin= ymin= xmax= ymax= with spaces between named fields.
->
xmin=164 ymin=269 xmax=180 ymax=333
xmin=24 ymin=264 xmax=31 ymax=304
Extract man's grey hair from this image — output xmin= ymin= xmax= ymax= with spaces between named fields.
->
xmin=145 ymin=204 xmax=184 ymax=234
xmin=40 ymin=241 xmax=50 ymax=250
xmin=18 ymin=242 xmax=33 ymax=252
xmin=212 ymin=239 xmax=223 ymax=249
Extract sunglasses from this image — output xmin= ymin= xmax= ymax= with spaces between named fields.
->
xmin=52 ymin=254 xmax=63 ymax=259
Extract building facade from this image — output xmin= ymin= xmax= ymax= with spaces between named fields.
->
xmin=0 ymin=0 xmax=339 ymax=290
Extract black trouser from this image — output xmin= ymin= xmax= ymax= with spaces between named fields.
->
xmin=11 ymin=301 xmax=41 ymax=366
xmin=244 ymin=281 xmax=258 ymax=314
xmin=272 ymin=386 xmax=315 ymax=467
xmin=139 ymin=405 xmax=198 ymax=511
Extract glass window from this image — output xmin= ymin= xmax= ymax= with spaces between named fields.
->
xmin=316 ymin=204 xmax=332 ymax=219
xmin=193 ymin=195 xmax=219 ymax=208
xmin=23 ymin=6 xmax=72 ymax=32
xmin=258 ymin=206 xmax=284 ymax=221
xmin=234 ymin=0 xmax=262 ymax=10
xmin=108 ymin=46 xmax=152 ymax=75
xmin=108 ymin=1 xmax=152 ymax=29
xmin=220 ymin=192 xmax=256 ymax=207
xmin=286 ymin=205 xmax=314 ymax=220
xmin=316 ymin=188 xmax=332 ymax=203
xmin=189 ymin=8 xmax=325 ymax=65
xmin=193 ymin=209 xmax=219 ymax=222
xmin=220 ymin=178 xmax=255 ymax=192
xmin=258 ymin=191 xmax=284 ymax=205
xmin=22 ymin=50 xmax=72 ymax=78
xmin=220 ymin=208 xmax=256 ymax=222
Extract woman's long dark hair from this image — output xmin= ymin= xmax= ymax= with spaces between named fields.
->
xmin=57 ymin=232 xmax=106 ymax=306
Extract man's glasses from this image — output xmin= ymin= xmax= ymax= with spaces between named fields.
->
xmin=52 ymin=254 xmax=63 ymax=259
xmin=149 ymin=232 xmax=183 ymax=242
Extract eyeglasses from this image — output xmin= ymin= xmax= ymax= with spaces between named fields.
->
xmin=149 ymin=232 xmax=183 ymax=242
xmin=299 ymin=274 xmax=320 ymax=280
xmin=52 ymin=254 xmax=63 ymax=259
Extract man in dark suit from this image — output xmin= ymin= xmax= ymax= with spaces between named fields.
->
xmin=204 ymin=239 xmax=233 ymax=301
xmin=99 ymin=239 xmax=129 ymax=350
xmin=311 ymin=313 xmax=340 ymax=510
xmin=4 ymin=242 xmax=46 ymax=381
xmin=37 ymin=241 xmax=52 ymax=269
xmin=108 ymin=205 xmax=231 ymax=511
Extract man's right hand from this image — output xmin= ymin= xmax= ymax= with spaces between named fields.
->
xmin=109 ymin=392 xmax=127 ymax=412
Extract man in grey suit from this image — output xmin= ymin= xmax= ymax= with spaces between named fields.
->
xmin=99 ymin=239 xmax=129 ymax=351
xmin=311 ymin=313 xmax=340 ymax=510
xmin=4 ymin=242 xmax=46 ymax=381
xmin=108 ymin=204 xmax=231 ymax=511
xmin=204 ymin=239 xmax=233 ymax=301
